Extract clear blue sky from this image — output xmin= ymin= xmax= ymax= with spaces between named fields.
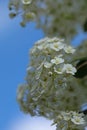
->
xmin=0 ymin=1 xmax=44 ymax=129
xmin=0 ymin=1 xmax=87 ymax=130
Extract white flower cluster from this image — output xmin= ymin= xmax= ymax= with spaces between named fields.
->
xmin=16 ymin=37 xmax=87 ymax=130
xmin=53 ymin=111 xmax=85 ymax=130
xmin=61 ymin=111 xmax=84 ymax=124
xmin=30 ymin=37 xmax=76 ymax=77
xmin=16 ymin=37 xmax=81 ymax=130
xmin=9 ymin=0 xmax=87 ymax=37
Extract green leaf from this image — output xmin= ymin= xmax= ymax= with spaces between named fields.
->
xmin=74 ymin=57 xmax=87 ymax=78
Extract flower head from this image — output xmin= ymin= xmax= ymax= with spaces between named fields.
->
xmin=64 ymin=46 xmax=75 ymax=54
xmin=54 ymin=67 xmax=63 ymax=74
xmin=44 ymin=61 xmax=52 ymax=68
xmin=50 ymin=42 xmax=64 ymax=51
xmin=71 ymin=116 xmax=85 ymax=125
xmin=51 ymin=56 xmax=64 ymax=65
xmin=61 ymin=111 xmax=71 ymax=121
xmin=63 ymin=64 xmax=77 ymax=75
xmin=21 ymin=0 xmax=32 ymax=5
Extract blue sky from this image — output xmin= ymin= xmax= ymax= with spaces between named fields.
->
xmin=0 ymin=1 xmax=45 ymax=130
xmin=0 ymin=1 xmax=87 ymax=130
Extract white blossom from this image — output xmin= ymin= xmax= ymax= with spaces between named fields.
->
xmin=21 ymin=0 xmax=32 ymax=4
xmin=50 ymin=42 xmax=64 ymax=51
xmin=44 ymin=61 xmax=52 ymax=68
xmin=71 ymin=116 xmax=85 ymax=125
xmin=63 ymin=64 xmax=77 ymax=75
xmin=64 ymin=46 xmax=75 ymax=54
xmin=54 ymin=67 xmax=63 ymax=74
xmin=61 ymin=111 xmax=71 ymax=121
xmin=51 ymin=57 xmax=64 ymax=65
xmin=37 ymin=44 xmax=46 ymax=50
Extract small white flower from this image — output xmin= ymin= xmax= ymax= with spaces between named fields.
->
xmin=37 ymin=44 xmax=46 ymax=50
xmin=61 ymin=111 xmax=71 ymax=121
xmin=21 ymin=0 xmax=32 ymax=5
xmin=64 ymin=46 xmax=75 ymax=54
xmin=44 ymin=61 xmax=52 ymax=68
xmin=50 ymin=42 xmax=64 ymax=51
xmin=48 ymin=71 xmax=53 ymax=76
xmin=71 ymin=111 xmax=82 ymax=117
xmin=63 ymin=64 xmax=77 ymax=75
xmin=51 ymin=57 xmax=64 ymax=65
xmin=71 ymin=116 xmax=85 ymax=125
xmin=57 ymin=115 xmax=63 ymax=120
xmin=54 ymin=67 xmax=63 ymax=74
